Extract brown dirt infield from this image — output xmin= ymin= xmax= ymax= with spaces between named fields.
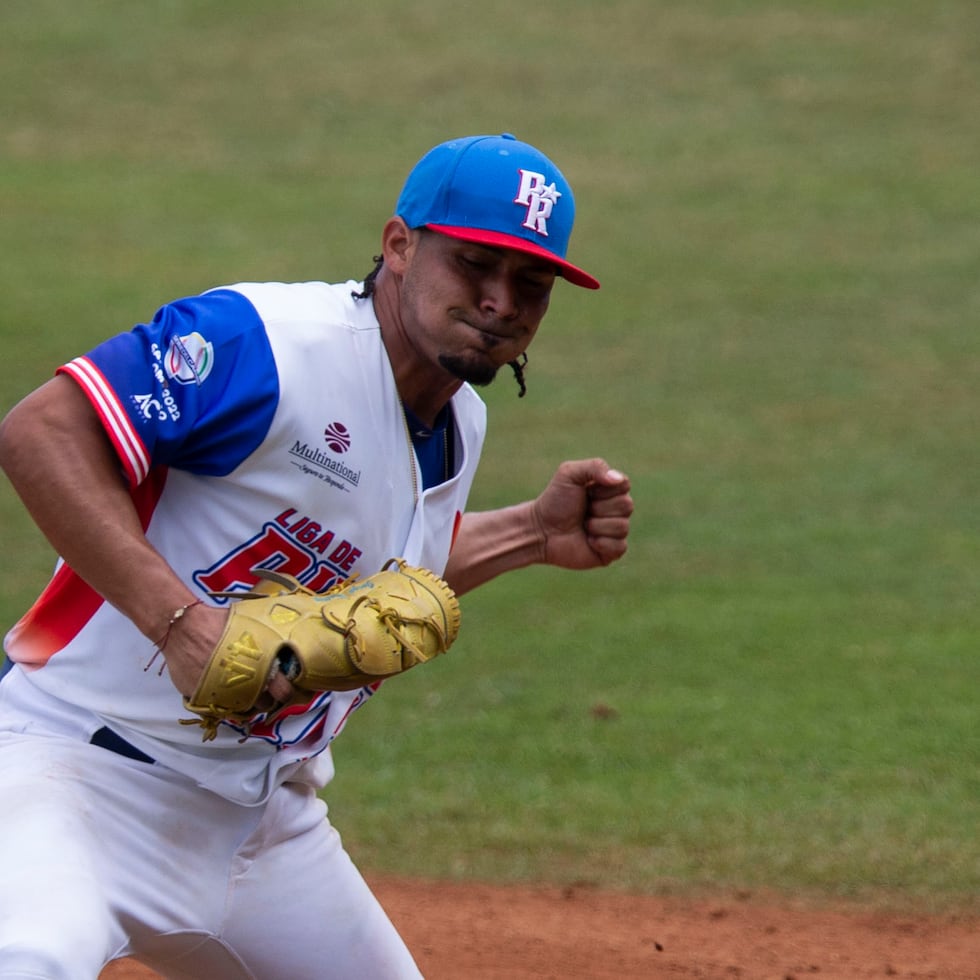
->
xmin=100 ymin=875 xmax=980 ymax=979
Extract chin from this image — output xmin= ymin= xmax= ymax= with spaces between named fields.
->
xmin=438 ymin=354 xmax=499 ymax=388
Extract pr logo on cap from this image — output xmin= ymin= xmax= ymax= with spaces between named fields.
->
xmin=515 ymin=170 xmax=562 ymax=237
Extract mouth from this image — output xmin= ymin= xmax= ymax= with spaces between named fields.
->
xmin=472 ymin=327 xmax=505 ymax=349
xmin=457 ymin=315 xmax=514 ymax=348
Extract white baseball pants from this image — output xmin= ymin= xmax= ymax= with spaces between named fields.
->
xmin=0 ymin=728 xmax=422 ymax=979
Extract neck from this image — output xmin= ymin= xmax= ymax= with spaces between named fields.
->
xmin=372 ymin=266 xmax=461 ymax=428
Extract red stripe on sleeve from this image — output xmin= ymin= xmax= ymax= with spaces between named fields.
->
xmin=58 ymin=358 xmax=151 ymax=487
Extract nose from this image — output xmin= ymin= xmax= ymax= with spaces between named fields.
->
xmin=479 ymin=274 xmax=520 ymax=321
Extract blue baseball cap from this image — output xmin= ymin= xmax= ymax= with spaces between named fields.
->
xmin=395 ymin=133 xmax=600 ymax=290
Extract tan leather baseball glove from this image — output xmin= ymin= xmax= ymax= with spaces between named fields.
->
xmin=182 ymin=559 xmax=460 ymax=740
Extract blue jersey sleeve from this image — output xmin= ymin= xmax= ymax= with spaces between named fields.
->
xmin=73 ymin=288 xmax=279 ymax=477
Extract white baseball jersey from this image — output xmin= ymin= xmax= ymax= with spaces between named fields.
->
xmin=2 ymin=280 xmax=486 ymax=804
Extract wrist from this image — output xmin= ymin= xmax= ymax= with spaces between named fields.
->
xmin=155 ymin=599 xmax=205 ymax=652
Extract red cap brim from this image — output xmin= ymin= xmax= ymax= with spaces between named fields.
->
xmin=426 ymin=224 xmax=600 ymax=290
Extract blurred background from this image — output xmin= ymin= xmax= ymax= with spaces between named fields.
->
xmin=1 ymin=0 xmax=977 ymax=911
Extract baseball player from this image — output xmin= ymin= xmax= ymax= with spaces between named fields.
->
xmin=0 ymin=133 xmax=632 ymax=979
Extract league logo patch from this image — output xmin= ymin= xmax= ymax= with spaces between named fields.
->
xmin=164 ymin=332 xmax=214 ymax=386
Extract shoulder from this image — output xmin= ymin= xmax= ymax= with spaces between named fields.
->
xmin=222 ymin=281 xmax=373 ymax=332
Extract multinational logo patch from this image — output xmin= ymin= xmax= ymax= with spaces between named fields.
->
xmin=323 ymin=421 xmax=352 ymax=454
xmin=164 ymin=332 xmax=214 ymax=385
xmin=285 ymin=423 xmax=359 ymax=493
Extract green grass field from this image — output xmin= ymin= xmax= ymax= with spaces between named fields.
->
xmin=1 ymin=0 xmax=978 ymax=912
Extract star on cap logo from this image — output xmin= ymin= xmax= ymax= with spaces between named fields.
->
xmin=514 ymin=169 xmax=562 ymax=237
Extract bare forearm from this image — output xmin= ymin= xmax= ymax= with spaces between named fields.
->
xmin=442 ymin=501 xmax=545 ymax=595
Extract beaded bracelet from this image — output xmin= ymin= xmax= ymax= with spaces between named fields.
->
xmin=156 ymin=599 xmax=204 ymax=653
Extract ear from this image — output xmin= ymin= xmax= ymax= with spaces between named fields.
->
xmin=381 ymin=217 xmax=416 ymax=275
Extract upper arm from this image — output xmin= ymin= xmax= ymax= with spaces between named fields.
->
xmin=0 ymin=374 xmax=118 ymax=484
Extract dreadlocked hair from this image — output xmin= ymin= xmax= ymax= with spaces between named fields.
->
xmin=351 ymin=255 xmax=384 ymax=300
xmin=509 ymin=353 xmax=528 ymax=398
